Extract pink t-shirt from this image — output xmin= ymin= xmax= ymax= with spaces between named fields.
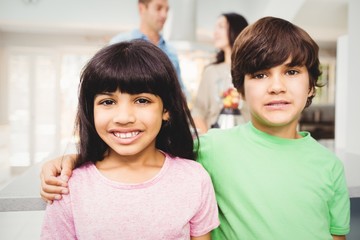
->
xmin=41 ymin=154 xmax=219 ymax=239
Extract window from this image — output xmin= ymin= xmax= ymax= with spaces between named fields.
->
xmin=5 ymin=47 xmax=96 ymax=167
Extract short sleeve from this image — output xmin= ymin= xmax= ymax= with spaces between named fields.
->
xmin=189 ymin=166 xmax=220 ymax=236
xmin=40 ymin=194 xmax=76 ymax=239
xmin=328 ymin=161 xmax=350 ymax=235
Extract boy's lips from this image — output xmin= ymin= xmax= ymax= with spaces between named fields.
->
xmin=265 ymin=100 xmax=290 ymax=107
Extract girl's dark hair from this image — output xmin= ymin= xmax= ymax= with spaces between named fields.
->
xmin=231 ymin=16 xmax=322 ymax=108
xmin=214 ymin=12 xmax=248 ymax=64
xmin=75 ymin=40 xmax=198 ymax=168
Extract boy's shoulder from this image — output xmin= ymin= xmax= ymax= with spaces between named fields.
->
xmin=202 ymin=124 xmax=247 ymax=141
xmin=306 ymin=138 xmax=343 ymax=162
xmin=196 ymin=125 xmax=248 ymax=160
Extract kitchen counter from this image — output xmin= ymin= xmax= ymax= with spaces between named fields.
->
xmin=1 ymin=150 xmax=359 ymax=212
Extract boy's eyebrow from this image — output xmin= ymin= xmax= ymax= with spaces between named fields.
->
xmin=285 ymin=62 xmax=304 ymax=68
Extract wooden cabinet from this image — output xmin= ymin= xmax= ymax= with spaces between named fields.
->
xmin=299 ymin=104 xmax=335 ymax=140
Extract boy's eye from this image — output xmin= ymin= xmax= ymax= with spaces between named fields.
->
xmin=253 ymin=73 xmax=266 ymax=79
xmin=287 ymin=69 xmax=299 ymax=75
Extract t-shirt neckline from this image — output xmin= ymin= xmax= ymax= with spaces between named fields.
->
xmin=88 ymin=154 xmax=170 ymax=190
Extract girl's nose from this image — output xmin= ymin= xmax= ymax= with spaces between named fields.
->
xmin=112 ymin=104 xmax=136 ymax=124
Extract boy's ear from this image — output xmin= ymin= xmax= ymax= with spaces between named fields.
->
xmin=241 ymin=93 xmax=246 ymax=101
xmin=162 ymin=109 xmax=170 ymax=121
xmin=308 ymin=87 xmax=315 ymax=97
xmin=238 ymin=89 xmax=246 ymax=101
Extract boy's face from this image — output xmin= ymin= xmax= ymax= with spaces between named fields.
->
xmin=243 ymin=58 xmax=313 ymax=138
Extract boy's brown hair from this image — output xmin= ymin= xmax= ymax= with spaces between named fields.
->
xmin=231 ymin=16 xmax=322 ymax=108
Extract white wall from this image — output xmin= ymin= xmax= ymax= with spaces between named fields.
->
xmin=0 ymin=0 xmax=137 ymax=35
xmin=346 ymin=0 xmax=360 ymax=155
xmin=0 ymin=0 xmax=348 ymax=45
xmin=335 ymin=0 xmax=360 ymax=156
xmin=335 ymin=36 xmax=348 ymax=151
xmin=334 ymin=0 xmax=360 ymax=192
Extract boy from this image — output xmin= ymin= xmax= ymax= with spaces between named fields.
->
xmin=197 ymin=16 xmax=350 ymax=239
xmin=40 ymin=17 xmax=350 ymax=239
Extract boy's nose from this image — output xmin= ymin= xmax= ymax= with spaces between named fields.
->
xmin=268 ymin=75 xmax=287 ymax=94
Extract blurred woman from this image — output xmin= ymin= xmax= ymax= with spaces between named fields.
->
xmin=192 ymin=13 xmax=249 ymax=133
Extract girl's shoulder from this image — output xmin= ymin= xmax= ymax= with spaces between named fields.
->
xmin=165 ymin=155 xmax=210 ymax=179
xmin=68 ymin=162 xmax=96 ymax=183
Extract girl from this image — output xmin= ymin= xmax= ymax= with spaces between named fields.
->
xmin=192 ymin=12 xmax=249 ymax=133
xmin=40 ymin=40 xmax=219 ymax=240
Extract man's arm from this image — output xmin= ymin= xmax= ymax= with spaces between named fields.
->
xmin=40 ymin=154 xmax=77 ymax=203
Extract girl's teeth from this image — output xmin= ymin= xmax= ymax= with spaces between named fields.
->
xmin=114 ymin=132 xmax=139 ymax=139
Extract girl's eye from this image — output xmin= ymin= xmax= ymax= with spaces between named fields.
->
xmin=100 ymin=99 xmax=115 ymax=105
xmin=135 ymin=98 xmax=151 ymax=104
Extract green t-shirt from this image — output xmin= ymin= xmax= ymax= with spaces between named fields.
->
xmin=196 ymin=122 xmax=350 ymax=240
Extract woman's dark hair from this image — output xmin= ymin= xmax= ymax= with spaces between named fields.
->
xmin=231 ymin=16 xmax=322 ymax=108
xmin=214 ymin=12 xmax=248 ymax=64
xmin=74 ymin=40 xmax=198 ymax=168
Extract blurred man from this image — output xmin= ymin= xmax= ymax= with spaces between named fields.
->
xmin=110 ymin=0 xmax=188 ymax=97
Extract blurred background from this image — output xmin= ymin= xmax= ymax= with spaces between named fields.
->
xmin=0 ymin=0 xmax=359 ymax=239
xmin=0 ymin=0 xmax=348 ymax=173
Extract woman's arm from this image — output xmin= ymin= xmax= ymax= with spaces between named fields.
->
xmin=193 ymin=117 xmax=209 ymax=134
xmin=40 ymin=154 xmax=77 ymax=203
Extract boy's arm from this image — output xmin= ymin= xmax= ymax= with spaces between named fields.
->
xmin=40 ymin=154 xmax=77 ymax=203
xmin=191 ymin=233 xmax=211 ymax=240
xmin=332 ymin=235 xmax=346 ymax=240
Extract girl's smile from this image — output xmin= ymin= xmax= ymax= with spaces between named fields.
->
xmin=110 ymin=129 xmax=142 ymax=145
xmin=112 ymin=131 xmax=140 ymax=139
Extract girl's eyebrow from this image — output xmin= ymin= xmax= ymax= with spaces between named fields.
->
xmin=95 ymin=92 xmax=114 ymax=97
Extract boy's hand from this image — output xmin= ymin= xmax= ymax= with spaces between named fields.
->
xmin=40 ymin=154 xmax=76 ymax=203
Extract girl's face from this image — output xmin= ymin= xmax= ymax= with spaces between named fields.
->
xmin=94 ymin=89 xmax=169 ymax=159
xmin=243 ymin=58 xmax=313 ymax=138
xmin=213 ymin=16 xmax=230 ymax=50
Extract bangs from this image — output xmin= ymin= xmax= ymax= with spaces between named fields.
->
xmin=81 ymin=41 xmax=173 ymax=97
xmin=239 ymin=19 xmax=318 ymax=74
xmin=89 ymin=59 xmax=164 ymax=96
